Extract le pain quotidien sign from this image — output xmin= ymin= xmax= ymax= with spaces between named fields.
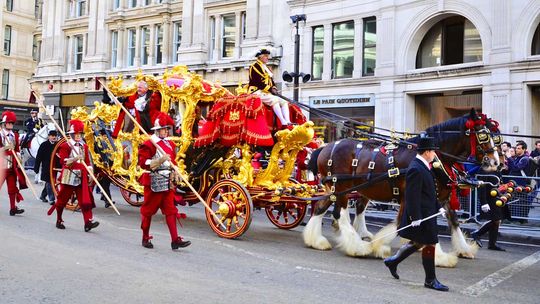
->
xmin=309 ymin=94 xmax=375 ymax=108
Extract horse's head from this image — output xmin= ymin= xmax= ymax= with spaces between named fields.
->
xmin=466 ymin=109 xmax=500 ymax=172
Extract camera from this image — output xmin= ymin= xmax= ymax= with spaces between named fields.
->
xmin=290 ymin=14 xmax=306 ymax=23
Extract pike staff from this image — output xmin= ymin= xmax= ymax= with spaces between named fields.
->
xmin=99 ymin=80 xmax=225 ymax=229
xmin=32 ymin=90 xmax=120 ymax=216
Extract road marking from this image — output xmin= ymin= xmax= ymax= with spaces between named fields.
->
xmin=462 ymin=250 xmax=540 ymax=297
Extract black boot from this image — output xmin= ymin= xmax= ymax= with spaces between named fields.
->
xmin=422 ymin=246 xmax=449 ymax=292
xmin=142 ymin=238 xmax=154 ymax=249
xmin=9 ymin=207 xmax=24 ymax=216
xmin=488 ymin=221 xmax=505 ymax=251
xmin=383 ymin=242 xmax=418 ymax=279
xmin=84 ymin=221 xmax=100 ymax=232
xmin=171 ymin=237 xmax=191 ymax=250
xmin=471 ymin=221 xmax=492 ymax=248
xmin=56 ymin=221 xmax=66 ymax=229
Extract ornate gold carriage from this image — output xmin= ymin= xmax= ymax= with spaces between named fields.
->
xmin=49 ymin=66 xmax=319 ymax=238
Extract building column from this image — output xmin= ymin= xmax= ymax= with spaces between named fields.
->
xmin=322 ymin=24 xmax=332 ymax=81
xmin=66 ymin=36 xmax=73 ymax=73
xmin=117 ymin=23 xmax=125 ymax=68
xmin=180 ymin=0 xmax=193 ymax=48
xmin=162 ymin=15 xmax=171 ymax=65
xmin=352 ymin=18 xmax=363 ymax=78
xmin=148 ymin=25 xmax=156 ymax=65
xmin=134 ymin=27 xmax=141 ymax=67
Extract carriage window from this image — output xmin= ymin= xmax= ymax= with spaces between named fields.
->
xmin=311 ymin=26 xmax=324 ymax=80
xmin=332 ymin=21 xmax=354 ymax=79
xmin=1 ymin=69 xmax=9 ymax=100
xmin=416 ymin=16 xmax=482 ymax=68
xmin=222 ymin=15 xmax=236 ymax=58
xmin=533 ymin=24 xmax=540 ymax=55
xmin=363 ymin=17 xmax=376 ymax=76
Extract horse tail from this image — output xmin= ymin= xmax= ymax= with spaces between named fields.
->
xmin=307 ymin=147 xmax=323 ymax=175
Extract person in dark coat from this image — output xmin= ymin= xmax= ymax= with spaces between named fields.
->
xmin=470 ymin=170 xmax=510 ymax=251
xmin=34 ymin=130 xmax=58 ymax=204
xmin=383 ymin=136 xmax=448 ymax=292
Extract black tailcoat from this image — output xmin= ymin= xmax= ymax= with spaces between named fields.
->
xmin=34 ymin=140 xmax=57 ymax=182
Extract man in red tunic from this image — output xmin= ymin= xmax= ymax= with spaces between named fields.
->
xmin=111 ymin=80 xmax=162 ymax=138
xmin=138 ymin=112 xmax=191 ymax=250
xmin=52 ymin=119 xmax=99 ymax=232
xmin=0 ymin=111 xmax=26 ymax=216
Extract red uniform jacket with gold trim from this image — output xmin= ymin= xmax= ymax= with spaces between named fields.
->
xmin=138 ymin=136 xmax=177 ymax=187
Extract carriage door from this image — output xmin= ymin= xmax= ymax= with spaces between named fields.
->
xmin=414 ymin=89 xmax=482 ymax=131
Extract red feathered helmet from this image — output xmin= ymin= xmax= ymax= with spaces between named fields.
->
xmin=151 ymin=112 xmax=175 ymax=131
xmin=67 ymin=119 xmax=85 ymax=134
xmin=1 ymin=111 xmax=17 ymax=124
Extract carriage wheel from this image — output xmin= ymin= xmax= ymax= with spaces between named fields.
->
xmin=49 ymin=138 xmax=78 ymax=211
xmin=120 ymin=188 xmax=144 ymax=207
xmin=205 ymin=179 xmax=253 ymax=239
xmin=265 ymin=200 xmax=307 ymax=230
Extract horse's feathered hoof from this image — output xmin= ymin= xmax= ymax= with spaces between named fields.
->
xmin=310 ymin=238 xmax=332 ymax=250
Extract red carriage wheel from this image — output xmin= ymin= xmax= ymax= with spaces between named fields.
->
xmin=265 ymin=200 xmax=307 ymax=230
xmin=120 ymin=188 xmax=144 ymax=207
xmin=205 ymin=179 xmax=253 ymax=239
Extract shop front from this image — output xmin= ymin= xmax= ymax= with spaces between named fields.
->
xmin=308 ymin=94 xmax=375 ymax=142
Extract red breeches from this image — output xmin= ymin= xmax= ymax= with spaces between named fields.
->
xmin=140 ymin=188 xmax=177 ymax=217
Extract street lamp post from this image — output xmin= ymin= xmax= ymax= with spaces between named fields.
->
xmin=283 ymin=14 xmax=310 ymax=102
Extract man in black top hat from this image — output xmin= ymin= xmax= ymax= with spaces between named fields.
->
xmin=384 ymin=135 xmax=449 ymax=292
xmin=34 ymin=129 xmax=58 ymax=204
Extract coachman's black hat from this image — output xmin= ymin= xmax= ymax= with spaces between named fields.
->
xmin=255 ymin=48 xmax=271 ymax=57
xmin=48 ymin=130 xmax=58 ymax=136
xmin=416 ymin=136 xmax=439 ymax=151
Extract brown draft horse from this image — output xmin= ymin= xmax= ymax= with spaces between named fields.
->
xmin=304 ymin=109 xmax=501 ymax=266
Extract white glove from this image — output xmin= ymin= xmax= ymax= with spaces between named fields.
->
xmin=33 ymin=128 xmax=38 ymax=133
xmin=481 ymin=204 xmax=490 ymax=213
xmin=411 ymin=219 xmax=422 ymax=227
xmin=439 ymin=207 xmax=446 ymax=217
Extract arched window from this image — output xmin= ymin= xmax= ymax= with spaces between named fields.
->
xmin=532 ymin=23 xmax=540 ymax=55
xmin=416 ymin=16 xmax=482 ymax=68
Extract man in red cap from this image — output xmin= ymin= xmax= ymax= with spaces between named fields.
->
xmin=52 ymin=119 xmax=99 ymax=232
xmin=138 ymin=112 xmax=190 ymax=250
xmin=0 ymin=111 xmax=26 ymax=216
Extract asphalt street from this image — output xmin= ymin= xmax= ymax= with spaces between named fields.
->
xmin=1 ymin=180 xmax=539 ymax=304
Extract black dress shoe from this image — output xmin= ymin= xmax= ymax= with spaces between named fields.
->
xmin=40 ymin=197 xmax=48 ymax=203
xmin=9 ymin=208 xmax=24 ymax=216
xmin=84 ymin=221 xmax=100 ymax=232
xmin=471 ymin=231 xmax=483 ymax=248
xmin=383 ymin=259 xmax=399 ymax=279
xmin=488 ymin=245 xmax=506 ymax=251
xmin=142 ymin=239 xmax=154 ymax=249
xmin=424 ymin=279 xmax=449 ymax=292
xmin=56 ymin=221 xmax=66 ymax=229
xmin=171 ymin=237 xmax=191 ymax=250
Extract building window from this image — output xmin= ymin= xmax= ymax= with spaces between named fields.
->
xmin=173 ymin=22 xmax=181 ymax=63
xmin=155 ymin=25 xmax=163 ymax=64
xmin=112 ymin=0 xmax=120 ymax=10
xmin=32 ymin=35 xmax=40 ymax=61
xmin=128 ymin=0 xmax=137 ymax=8
xmin=222 ymin=14 xmax=235 ymax=58
xmin=311 ymin=26 xmax=324 ymax=80
xmin=416 ymin=16 xmax=482 ymax=68
xmin=241 ymin=12 xmax=246 ymax=41
xmin=332 ymin=21 xmax=354 ymax=79
xmin=6 ymin=0 xmax=13 ymax=12
xmin=209 ymin=17 xmax=216 ymax=60
xmin=1 ymin=69 xmax=9 ymax=100
xmin=75 ymin=0 xmax=86 ymax=17
xmin=362 ymin=17 xmax=376 ymax=76
xmin=143 ymin=0 xmax=151 ymax=6
xmin=141 ymin=26 xmax=150 ymax=65
xmin=111 ymin=31 xmax=118 ymax=68
xmin=532 ymin=24 xmax=540 ymax=55
xmin=127 ymin=28 xmax=136 ymax=66
xmin=74 ymin=35 xmax=83 ymax=70
xmin=4 ymin=25 xmax=11 ymax=56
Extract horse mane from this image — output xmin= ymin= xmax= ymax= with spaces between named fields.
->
xmin=409 ymin=115 xmax=467 ymax=146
